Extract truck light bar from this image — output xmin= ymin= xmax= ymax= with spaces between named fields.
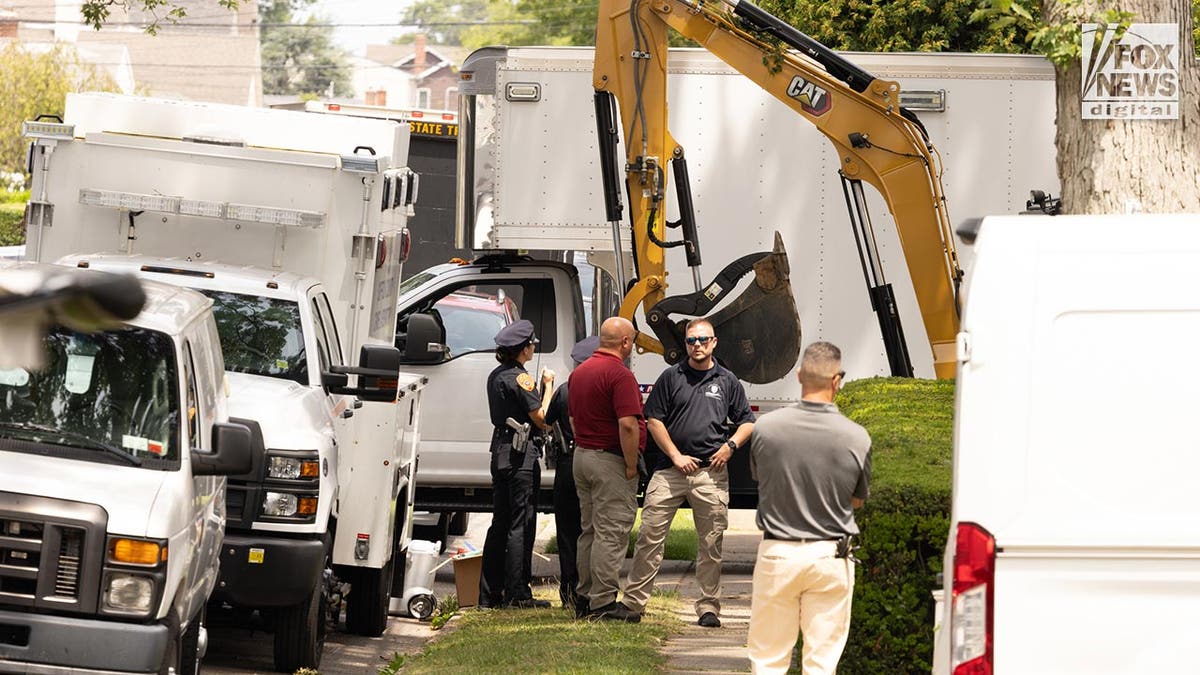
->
xmin=341 ymin=154 xmax=381 ymax=174
xmin=79 ymin=187 xmax=325 ymax=229
xmin=79 ymin=188 xmax=180 ymax=214
xmin=900 ymin=90 xmax=947 ymax=112
xmin=22 ymin=121 xmax=75 ymax=140
xmin=506 ymin=83 xmax=542 ymax=102
xmin=179 ymin=199 xmax=225 ymax=218
xmin=226 ymin=203 xmax=326 ymax=228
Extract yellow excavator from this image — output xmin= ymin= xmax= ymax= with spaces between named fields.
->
xmin=591 ymin=0 xmax=963 ymax=380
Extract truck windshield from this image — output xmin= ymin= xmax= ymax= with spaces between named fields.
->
xmin=202 ymin=290 xmax=308 ymax=385
xmin=0 ymin=327 xmax=180 ymax=467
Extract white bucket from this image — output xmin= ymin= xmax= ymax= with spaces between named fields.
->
xmin=404 ymin=539 xmax=440 ymax=591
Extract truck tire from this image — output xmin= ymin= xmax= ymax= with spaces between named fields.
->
xmin=448 ymin=511 xmax=470 ymax=536
xmin=344 ymin=554 xmax=394 ymax=637
xmin=272 ymin=576 xmax=325 ymax=672
xmin=161 ymin=607 xmax=202 ymax=675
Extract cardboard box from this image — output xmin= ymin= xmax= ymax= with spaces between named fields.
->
xmin=452 ymin=550 xmax=483 ymax=607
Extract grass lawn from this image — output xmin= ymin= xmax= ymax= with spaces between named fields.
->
xmin=544 ymin=508 xmax=699 ymax=561
xmin=392 ymin=589 xmax=684 ymax=674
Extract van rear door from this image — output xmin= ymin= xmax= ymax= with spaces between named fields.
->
xmin=950 ymin=215 xmax=1200 ymax=674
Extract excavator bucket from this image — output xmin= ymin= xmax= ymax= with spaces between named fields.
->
xmin=707 ymin=233 xmax=801 ymax=384
xmin=645 ymin=232 xmax=801 ymax=384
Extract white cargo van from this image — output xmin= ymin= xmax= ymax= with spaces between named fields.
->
xmin=0 ymin=262 xmax=251 ymax=674
xmin=932 ymin=214 xmax=1200 ymax=674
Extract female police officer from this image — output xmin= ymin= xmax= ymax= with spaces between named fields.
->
xmin=479 ymin=319 xmax=556 ymax=608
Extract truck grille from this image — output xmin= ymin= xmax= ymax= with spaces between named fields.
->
xmin=54 ymin=528 xmax=83 ymax=598
xmin=0 ymin=493 xmax=106 ymax=614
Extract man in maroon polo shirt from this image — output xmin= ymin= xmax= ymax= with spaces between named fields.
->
xmin=568 ymin=316 xmax=643 ymax=623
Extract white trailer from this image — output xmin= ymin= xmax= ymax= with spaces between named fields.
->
xmin=23 ymin=94 xmax=434 ymax=670
xmin=398 ymin=47 xmax=1060 ymax=512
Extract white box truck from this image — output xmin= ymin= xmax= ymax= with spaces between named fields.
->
xmin=395 ymin=47 xmax=1060 ymax=512
xmin=932 ymin=214 xmax=1200 ymax=674
xmin=0 ymin=261 xmax=252 ymax=674
xmin=22 ymin=94 xmax=434 ymax=671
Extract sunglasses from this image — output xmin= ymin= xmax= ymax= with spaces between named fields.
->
xmin=685 ymin=336 xmax=714 ymax=345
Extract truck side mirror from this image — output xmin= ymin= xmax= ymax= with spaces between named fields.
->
xmin=400 ymin=312 xmax=447 ymax=364
xmin=324 ymin=344 xmax=403 ymax=403
xmin=194 ymin=422 xmax=254 ymax=476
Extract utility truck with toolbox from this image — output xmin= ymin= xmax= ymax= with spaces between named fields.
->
xmin=396 ymin=44 xmax=1058 ymax=512
xmin=22 ymin=94 xmax=433 ymax=671
xmin=0 ymin=260 xmax=253 ymax=675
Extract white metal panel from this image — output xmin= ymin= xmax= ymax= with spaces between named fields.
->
xmin=949 ymin=215 xmax=1200 ymax=673
xmin=487 ymin=49 xmax=1057 ymax=389
xmin=993 ymin=553 xmax=1200 ymax=673
xmin=66 ymin=92 xmax=410 ymax=163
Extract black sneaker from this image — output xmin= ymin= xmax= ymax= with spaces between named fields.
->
xmin=569 ymin=596 xmax=590 ymax=619
xmin=590 ymin=602 xmax=642 ymax=623
xmin=698 ymin=612 xmax=721 ymax=628
xmin=507 ymin=597 xmax=552 ymax=609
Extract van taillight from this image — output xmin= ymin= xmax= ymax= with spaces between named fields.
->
xmin=952 ymin=522 xmax=994 ymax=675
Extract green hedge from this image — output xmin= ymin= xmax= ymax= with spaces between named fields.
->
xmin=0 ymin=203 xmax=24 ymax=246
xmin=0 ymin=190 xmax=26 ymax=246
xmin=833 ymin=377 xmax=954 ymax=674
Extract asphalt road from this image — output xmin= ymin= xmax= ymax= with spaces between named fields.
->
xmin=201 ymin=512 xmax=527 ymax=674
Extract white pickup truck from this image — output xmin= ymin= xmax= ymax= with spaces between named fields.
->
xmin=0 ymin=262 xmax=251 ymax=674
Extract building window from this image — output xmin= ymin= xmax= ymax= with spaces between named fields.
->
xmin=415 ymin=88 xmax=432 ymax=109
xmin=444 ymin=87 xmax=459 ymax=111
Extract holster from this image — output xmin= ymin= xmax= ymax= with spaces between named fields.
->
xmin=834 ymin=535 xmax=862 ymax=564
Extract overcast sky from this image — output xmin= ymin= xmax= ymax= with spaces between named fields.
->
xmin=300 ymin=0 xmax=413 ymax=56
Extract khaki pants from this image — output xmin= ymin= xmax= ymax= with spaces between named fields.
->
xmin=573 ymin=448 xmax=637 ymax=609
xmin=625 ymin=466 xmax=729 ymax=617
xmin=747 ymin=539 xmax=855 ymax=675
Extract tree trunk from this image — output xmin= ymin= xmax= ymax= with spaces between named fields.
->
xmin=1047 ymin=0 xmax=1200 ymax=213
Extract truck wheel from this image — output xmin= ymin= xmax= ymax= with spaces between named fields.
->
xmin=160 ymin=607 xmax=202 ymax=675
xmin=448 ymin=511 xmax=470 ymax=536
xmin=413 ymin=516 xmax=450 ymax=553
xmin=345 ymin=554 xmax=394 ymax=636
xmin=273 ymin=576 xmax=326 ymax=672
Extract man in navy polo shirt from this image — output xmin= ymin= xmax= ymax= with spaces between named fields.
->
xmin=624 ymin=318 xmax=754 ymax=627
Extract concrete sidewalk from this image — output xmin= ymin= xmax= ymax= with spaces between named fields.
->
xmin=651 ymin=509 xmax=760 ymax=674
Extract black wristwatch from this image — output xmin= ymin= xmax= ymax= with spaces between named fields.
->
xmin=725 ymin=439 xmax=738 ymax=452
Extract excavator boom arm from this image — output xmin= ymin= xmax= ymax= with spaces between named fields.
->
xmin=593 ymin=0 xmax=963 ymax=378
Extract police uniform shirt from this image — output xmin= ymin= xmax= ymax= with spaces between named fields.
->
xmin=488 ymin=362 xmax=543 ymax=430
xmin=643 ymin=362 xmax=754 ymax=462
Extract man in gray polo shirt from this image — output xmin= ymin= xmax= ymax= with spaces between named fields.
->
xmin=747 ymin=341 xmax=871 ymax=675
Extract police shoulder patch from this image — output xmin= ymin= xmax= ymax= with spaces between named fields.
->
xmin=516 ymin=372 xmax=535 ymax=391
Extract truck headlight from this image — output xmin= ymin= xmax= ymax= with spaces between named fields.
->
xmin=262 ymin=492 xmax=318 ymax=517
xmin=263 ymin=491 xmax=298 ymax=516
xmin=266 ymin=454 xmax=319 ymax=479
xmin=103 ymin=573 xmax=155 ymax=614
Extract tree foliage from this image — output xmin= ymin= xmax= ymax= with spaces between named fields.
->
xmin=259 ymin=0 xmax=352 ymax=98
xmin=81 ymin=0 xmax=238 ymax=34
xmin=757 ymin=0 xmax=1036 ymax=53
xmin=0 ymin=43 xmax=119 ymax=175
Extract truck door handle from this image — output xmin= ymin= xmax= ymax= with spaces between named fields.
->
xmin=342 ymin=409 xmax=354 ymax=419
xmin=353 ymin=399 xmax=364 ymax=409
